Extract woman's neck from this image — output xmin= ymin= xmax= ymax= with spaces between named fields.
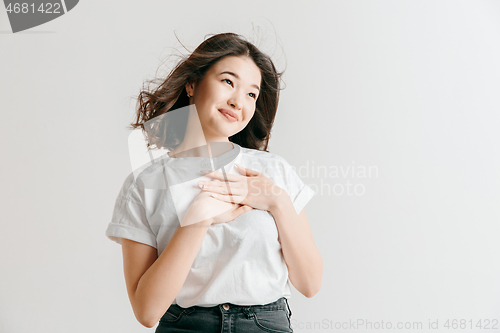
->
xmin=169 ymin=141 xmax=234 ymax=158
xmin=168 ymin=104 xmax=234 ymax=158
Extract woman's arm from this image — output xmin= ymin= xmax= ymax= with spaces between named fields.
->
xmin=122 ymin=192 xmax=251 ymax=328
xmin=122 ymin=219 xmax=211 ymax=328
xmin=269 ymin=195 xmax=323 ymax=298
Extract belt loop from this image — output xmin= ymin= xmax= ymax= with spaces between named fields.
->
xmin=284 ymin=297 xmax=292 ymax=317
xmin=184 ymin=307 xmax=195 ymax=316
xmin=242 ymin=307 xmax=254 ymax=319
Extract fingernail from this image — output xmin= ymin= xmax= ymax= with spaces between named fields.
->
xmin=198 ymin=183 xmax=204 ymax=189
xmin=210 ymin=193 xmax=218 ymax=197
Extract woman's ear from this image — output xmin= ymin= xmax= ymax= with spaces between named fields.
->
xmin=185 ymin=81 xmax=195 ymax=97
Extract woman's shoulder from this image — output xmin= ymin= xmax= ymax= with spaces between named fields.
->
xmin=114 ymin=160 xmax=167 ymax=200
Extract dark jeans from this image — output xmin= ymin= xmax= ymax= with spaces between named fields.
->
xmin=155 ymin=297 xmax=293 ymax=333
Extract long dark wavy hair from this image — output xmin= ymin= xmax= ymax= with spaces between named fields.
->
xmin=129 ymin=32 xmax=285 ymax=153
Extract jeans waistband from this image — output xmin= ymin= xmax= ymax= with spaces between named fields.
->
xmin=172 ymin=297 xmax=291 ymax=316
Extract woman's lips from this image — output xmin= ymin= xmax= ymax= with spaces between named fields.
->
xmin=218 ymin=108 xmax=238 ymax=122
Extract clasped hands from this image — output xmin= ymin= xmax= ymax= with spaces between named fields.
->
xmin=197 ymin=163 xmax=286 ymax=212
xmin=180 ymin=163 xmax=288 ymax=227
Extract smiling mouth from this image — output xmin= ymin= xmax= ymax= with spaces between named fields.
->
xmin=218 ymin=109 xmax=238 ymax=122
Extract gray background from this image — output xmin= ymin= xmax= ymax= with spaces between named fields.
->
xmin=1 ymin=0 xmax=499 ymax=332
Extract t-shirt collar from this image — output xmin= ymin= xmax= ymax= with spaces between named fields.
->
xmin=162 ymin=142 xmax=241 ymax=170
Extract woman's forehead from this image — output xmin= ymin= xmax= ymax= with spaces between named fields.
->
xmin=210 ymin=56 xmax=261 ymax=86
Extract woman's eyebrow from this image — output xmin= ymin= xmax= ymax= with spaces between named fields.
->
xmin=219 ymin=71 xmax=260 ymax=91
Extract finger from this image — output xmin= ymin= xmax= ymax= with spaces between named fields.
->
xmin=235 ymin=163 xmax=259 ymax=177
xmin=203 ymin=185 xmax=228 ymax=194
xmin=210 ymin=193 xmax=244 ymax=205
xmin=201 ymin=182 xmax=242 ymax=195
xmin=198 ymin=179 xmax=224 ymax=189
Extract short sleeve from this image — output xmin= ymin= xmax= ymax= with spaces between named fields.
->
xmin=279 ymin=157 xmax=316 ymax=214
xmin=105 ymin=173 xmax=157 ymax=249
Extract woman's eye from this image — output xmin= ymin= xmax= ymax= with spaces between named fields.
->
xmin=249 ymin=92 xmax=256 ymax=99
xmin=223 ymin=79 xmax=232 ymax=85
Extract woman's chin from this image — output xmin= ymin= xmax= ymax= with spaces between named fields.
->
xmin=212 ymin=125 xmax=240 ymax=138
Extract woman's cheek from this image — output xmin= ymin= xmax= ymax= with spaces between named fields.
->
xmin=245 ymin=109 xmax=256 ymax=122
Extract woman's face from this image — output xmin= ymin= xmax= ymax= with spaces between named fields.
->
xmin=186 ymin=55 xmax=262 ymax=140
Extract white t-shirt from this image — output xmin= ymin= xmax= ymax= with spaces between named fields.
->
xmin=105 ymin=142 xmax=316 ymax=308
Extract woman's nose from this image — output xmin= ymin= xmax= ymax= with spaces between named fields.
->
xmin=228 ymin=93 xmax=243 ymax=110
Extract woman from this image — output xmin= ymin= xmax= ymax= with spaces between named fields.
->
xmin=105 ymin=32 xmax=323 ymax=332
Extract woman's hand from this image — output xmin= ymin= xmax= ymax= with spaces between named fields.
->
xmin=197 ymin=163 xmax=288 ymax=212
xmin=180 ymin=190 xmax=253 ymax=227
